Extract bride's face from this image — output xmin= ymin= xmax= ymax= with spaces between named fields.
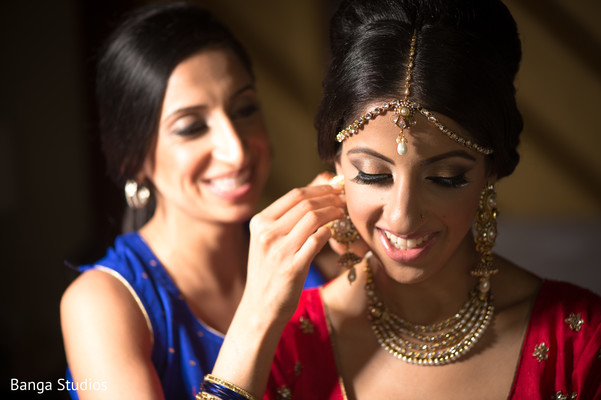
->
xmin=337 ymin=106 xmax=491 ymax=284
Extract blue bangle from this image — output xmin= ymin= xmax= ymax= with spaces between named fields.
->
xmin=197 ymin=374 xmax=257 ymax=400
xmin=201 ymin=381 xmax=248 ymax=400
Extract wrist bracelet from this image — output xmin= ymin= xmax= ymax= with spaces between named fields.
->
xmin=196 ymin=374 xmax=257 ymax=400
xmin=196 ymin=392 xmax=223 ymax=400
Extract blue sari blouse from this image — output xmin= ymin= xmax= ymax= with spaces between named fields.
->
xmin=66 ymin=232 xmax=326 ymax=399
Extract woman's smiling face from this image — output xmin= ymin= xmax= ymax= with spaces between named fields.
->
xmin=337 ymin=106 xmax=492 ymax=284
xmin=143 ymin=48 xmax=271 ymax=224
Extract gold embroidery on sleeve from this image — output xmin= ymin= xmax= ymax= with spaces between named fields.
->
xmin=299 ymin=316 xmax=314 ymax=334
xmin=564 ymin=313 xmax=584 ymax=332
xmin=533 ymin=343 xmax=549 ymax=362
xmin=552 ymin=391 xmax=577 ymax=400
xmin=294 ymin=361 xmax=303 ymax=377
xmin=276 ymin=386 xmax=292 ymax=400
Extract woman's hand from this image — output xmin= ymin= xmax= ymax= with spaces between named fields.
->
xmin=210 ymin=178 xmax=345 ymax=397
xmin=311 ymin=172 xmax=370 ymax=263
xmin=244 ymin=179 xmax=345 ymax=323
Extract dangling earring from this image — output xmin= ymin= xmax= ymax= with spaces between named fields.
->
xmin=470 ymin=183 xmax=499 ymax=296
xmin=124 ymin=179 xmax=150 ymax=209
xmin=328 ymin=175 xmax=362 ymax=283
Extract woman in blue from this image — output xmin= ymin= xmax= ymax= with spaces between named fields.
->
xmin=60 ymin=3 xmax=339 ymax=399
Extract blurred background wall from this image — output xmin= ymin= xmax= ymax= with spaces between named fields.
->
xmin=0 ymin=0 xmax=599 ymax=398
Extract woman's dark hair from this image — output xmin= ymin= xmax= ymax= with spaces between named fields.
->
xmin=316 ymin=0 xmax=523 ymax=178
xmin=97 ymin=2 xmax=253 ymax=184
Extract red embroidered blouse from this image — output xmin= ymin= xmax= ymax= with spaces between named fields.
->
xmin=266 ymin=281 xmax=601 ymax=399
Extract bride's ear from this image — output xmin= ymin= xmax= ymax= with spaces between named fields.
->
xmin=334 ymin=158 xmax=342 ymax=177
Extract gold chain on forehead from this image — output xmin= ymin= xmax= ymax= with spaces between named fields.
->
xmin=336 ymin=30 xmax=494 ymax=156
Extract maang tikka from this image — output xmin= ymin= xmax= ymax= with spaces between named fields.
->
xmin=393 ymin=29 xmax=417 ymax=156
xmin=328 ymin=175 xmax=362 ymax=283
xmin=336 ymin=30 xmax=494 ymax=156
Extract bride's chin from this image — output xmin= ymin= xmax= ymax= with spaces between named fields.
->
xmin=367 ymin=252 xmax=428 ymax=285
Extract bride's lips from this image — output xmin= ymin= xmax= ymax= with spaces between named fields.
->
xmin=203 ymin=166 xmax=253 ymax=200
xmin=377 ymin=228 xmax=437 ymax=263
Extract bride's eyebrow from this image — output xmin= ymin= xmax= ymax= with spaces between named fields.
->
xmin=346 ymin=148 xmax=477 ymax=167
xmin=346 ymin=147 xmax=393 ymax=164
xmin=421 ymin=150 xmax=477 ymax=166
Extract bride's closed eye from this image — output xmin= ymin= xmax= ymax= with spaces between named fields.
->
xmin=351 ymin=170 xmax=392 ymax=185
xmin=427 ymin=173 xmax=469 ymax=188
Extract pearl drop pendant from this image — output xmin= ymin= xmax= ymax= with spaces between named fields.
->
xmin=397 ymin=142 xmax=407 ymax=155
xmin=397 ymin=137 xmax=408 ymax=155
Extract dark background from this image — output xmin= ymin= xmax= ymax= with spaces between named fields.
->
xmin=1 ymin=1 xmax=139 ymax=398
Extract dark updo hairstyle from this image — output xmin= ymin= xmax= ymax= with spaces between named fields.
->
xmin=97 ymin=2 xmax=253 ymax=185
xmin=316 ymin=0 xmax=523 ymax=179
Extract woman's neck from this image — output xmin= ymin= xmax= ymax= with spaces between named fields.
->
xmin=139 ymin=209 xmax=249 ymax=290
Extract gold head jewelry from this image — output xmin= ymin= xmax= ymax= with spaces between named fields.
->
xmin=327 ymin=175 xmax=362 ymax=283
xmin=336 ymin=30 xmax=494 ymax=156
xmin=394 ymin=29 xmax=417 ymax=156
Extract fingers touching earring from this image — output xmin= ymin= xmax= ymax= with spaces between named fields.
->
xmin=328 ymin=175 xmax=362 ymax=283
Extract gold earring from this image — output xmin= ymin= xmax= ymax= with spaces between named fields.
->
xmin=328 ymin=175 xmax=362 ymax=283
xmin=471 ymin=183 xmax=499 ymax=296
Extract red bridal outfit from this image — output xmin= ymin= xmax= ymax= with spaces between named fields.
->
xmin=266 ymin=281 xmax=601 ymax=399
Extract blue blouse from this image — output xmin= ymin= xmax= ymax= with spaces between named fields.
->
xmin=67 ymin=232 xmax=325 ymax=399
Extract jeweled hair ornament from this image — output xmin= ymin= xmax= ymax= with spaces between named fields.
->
xmin=336 ymin=30 xmax=494 ymax=156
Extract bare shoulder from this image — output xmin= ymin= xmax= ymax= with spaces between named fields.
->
xmin=62 ymin=268 xmax=130 ymax=305
xmin=61 ymin=268 xmax=152 ymax=351
xmin=492 ymin=254 xmax=542 ymax=312
xmin=61 ymin=269 xmax=162 ymax=399
xmin=62 ymin=268 xmax=150 ymax=332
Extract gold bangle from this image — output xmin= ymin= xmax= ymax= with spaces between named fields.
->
xmin=196 ymin=392 xmax=223 ymax=400
xmin=204 ymin=374 xmax=258 ymax=400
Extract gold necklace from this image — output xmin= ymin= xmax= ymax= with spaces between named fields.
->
xmin=364 ymin=263 xmax=494 ymax=366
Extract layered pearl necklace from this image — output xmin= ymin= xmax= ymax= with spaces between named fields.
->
xmin=364 ymin=262 xmax=494 ymax=366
